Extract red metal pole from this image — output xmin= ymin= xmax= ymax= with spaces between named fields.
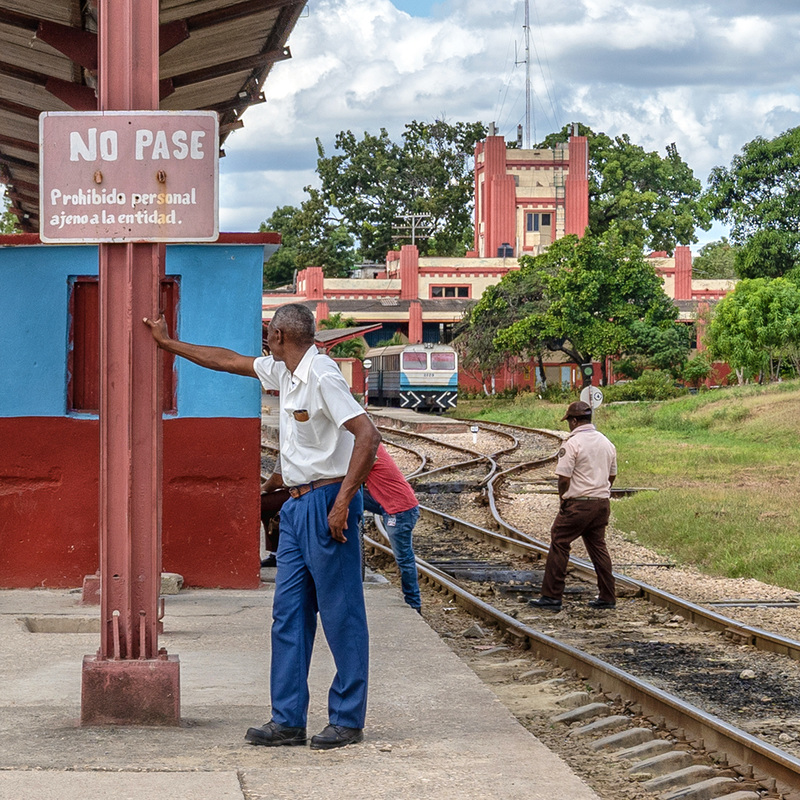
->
xmin=81 ymin=0 xmax=180 ymax=725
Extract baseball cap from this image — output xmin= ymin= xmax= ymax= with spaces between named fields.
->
xmin=561 ymin=400 xmax=592 ymax=421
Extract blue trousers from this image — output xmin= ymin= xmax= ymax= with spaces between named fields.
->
xmin=270 ymin=483 xmax=368 ymax=729
xmin=364 ymin=490 xmax=421 ymax=610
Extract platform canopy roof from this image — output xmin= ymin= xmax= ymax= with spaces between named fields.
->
xmin=0 ymin=0 xmax=306 ymax=233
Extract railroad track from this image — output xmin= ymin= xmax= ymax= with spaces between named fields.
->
xmin=360 ymin=416 xmax=800 ymax=799
xmin=365 ymin=512 xmax=800 ymax=799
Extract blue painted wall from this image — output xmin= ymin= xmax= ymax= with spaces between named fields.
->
xmin=0 ymin=243 xmax=263 ymax=418
xmin=167 ymin=244 xmax=262 ymax=418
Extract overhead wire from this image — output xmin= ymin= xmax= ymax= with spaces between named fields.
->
xmin=493 ymin=3 xmax=522 ymax=138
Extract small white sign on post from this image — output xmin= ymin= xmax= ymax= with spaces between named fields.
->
xmin=580 ymin=386 xmax=604 ymax=410
xmin=39 ymin=110 xmax=219 ymax=243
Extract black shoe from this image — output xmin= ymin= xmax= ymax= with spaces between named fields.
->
xmin=260 ymin=554 xmax=277 ymax=568
xmin=529 ymin=596 xmax=562 ymax=611
xmin=245 ymin=720 xmax=306 ymax=746
xmin=588 ymin=598 xmax=616 ymax=609
xmin=309 ymin=724 xmax=364 ymax=750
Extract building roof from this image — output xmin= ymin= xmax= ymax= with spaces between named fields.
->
xmin=313 ymin=324 xmax=383 ymax=349
xmin=0 ymin=0 xmax=305 ymax=232
xmin=262 ymin=297 xmax=475 ymax=320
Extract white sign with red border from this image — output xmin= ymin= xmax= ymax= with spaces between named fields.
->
xmin=39 ymin=111 xmax=219 ymax=243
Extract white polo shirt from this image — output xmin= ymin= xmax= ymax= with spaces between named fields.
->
xmin=555 ymin=423 xmax=617 ymax=499
xmin=253 ymin=346 xmax=366 ymax=487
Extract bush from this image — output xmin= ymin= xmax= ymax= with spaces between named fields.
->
xmin=539 ymin=384 xmax=576 ymax=403
xmin=604 ymin=370 xmax=688 ymax=402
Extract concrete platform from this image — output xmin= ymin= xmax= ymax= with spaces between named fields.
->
xmin=0 ymin=579 xmax=600 ymax=800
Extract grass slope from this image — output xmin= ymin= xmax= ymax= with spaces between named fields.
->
xmin=456 ymin=380 xmax=800 ymax=590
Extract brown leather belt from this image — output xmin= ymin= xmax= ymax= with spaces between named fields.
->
xmin=287 ymin=476 xmax=344 ymax=499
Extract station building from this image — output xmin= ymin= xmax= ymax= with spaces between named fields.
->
xmin=263 ymin=129 xmax=735 ymax=392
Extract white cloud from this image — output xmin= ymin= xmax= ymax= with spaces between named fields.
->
xmin=218 ymin=0 xmax=800 ymax=238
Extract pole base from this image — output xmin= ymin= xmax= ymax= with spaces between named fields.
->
xmin=81 ymin=654 xmax=180 ymax=725
xmin=81 ymin=573 xmax=101 ymax=605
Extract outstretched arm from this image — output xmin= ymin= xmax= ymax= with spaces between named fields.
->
xmin=143 ymin=315 xmax=257 ymax=378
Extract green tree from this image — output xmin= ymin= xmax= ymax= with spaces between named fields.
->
xmin=492 ymin=232 xmax=685 ymax=387
xmin=706 ymin=276 xmax=800 ymax=382
xmin=705 ymin=127 xmax=800 ymax=278
xmin=1 ymin=193 xmax=18 ymax=233
xmin=537 ymin=124 xmax=708 ymax=253
xmin=316 ymin=119 xmax=486 ymax=263
xmin=260 ymin=187 xmax=356 ymax=289
xmin=626 ymin=319 xmax=693 ymax=377
xmin=682 ymin=351 xmax=713 ymax=389
xmin=692 ymin=237 xmax=738 ymax=279
xmin=455 ymin=266 xmax=551 ymax=394
xmin=318 ymin=312 xmax=366 ymax=359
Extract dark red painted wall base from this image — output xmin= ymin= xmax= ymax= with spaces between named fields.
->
xmin=0 ymin=417 xmax=261 ymax=589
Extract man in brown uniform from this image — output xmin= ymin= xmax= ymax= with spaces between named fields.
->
xmin=530 ymin=401 xmax=617 ymax=611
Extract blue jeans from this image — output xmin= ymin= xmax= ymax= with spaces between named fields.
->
xmin=364 ymin=490 xmax=421 ymax=610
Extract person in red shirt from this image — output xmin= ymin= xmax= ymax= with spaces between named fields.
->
xmin=364 ymin=444 xmax=421 ymax=612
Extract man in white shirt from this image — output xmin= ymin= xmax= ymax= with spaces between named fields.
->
xmin=144 ymin=303 xmax=380 ymax=750
xmin=530 ymin=400 xmax=617 ymax=612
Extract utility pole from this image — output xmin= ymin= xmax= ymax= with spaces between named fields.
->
xmin=392 ymin=212 xmax=434 ymax=246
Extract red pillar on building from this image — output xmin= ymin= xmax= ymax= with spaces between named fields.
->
xmin=315 ymin=301 xmax=330 ymax=324
xmin=408 ymin=300 xmax=423 ymax=344
xmin=481 ymin=136 xmax=516 ymax=256
xmin=399 ymin=245 xmax=419 ymax=301
xmin=565 ymin=136 xmax=589 ymax=237
xmin=674 ymin=246 xmax=692 ymax=300
xmin=305 ymin=266 xmax=324 ymax=299
xmin=81 ymin=0 xmax=180 ymax=726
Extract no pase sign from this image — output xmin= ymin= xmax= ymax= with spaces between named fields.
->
xmin=39 ymin=111 xmax=219 ymax=243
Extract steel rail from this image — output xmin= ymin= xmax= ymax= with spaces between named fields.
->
xmin=364 ymin=527 xmax=800 ymax=799
xmin=420 ymin=501 xmax=800 ymax=662
xmin=376 ymin=422 xmax=521 ymax=484
xmin=484 ymin=461 xmax=800 ymax=661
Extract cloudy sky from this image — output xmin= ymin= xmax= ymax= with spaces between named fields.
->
xmin=219 ymin=0 xmax=800 ymax=250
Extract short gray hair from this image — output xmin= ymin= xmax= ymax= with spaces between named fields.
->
xmin=272 ymin=304 xmax=316 ymax=345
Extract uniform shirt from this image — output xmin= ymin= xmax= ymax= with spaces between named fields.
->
xmin=555 ymin=423 xmax=617 ymax=499
xmin=365 ymin=444 xmax=419 ymax=514
xmin=253 ymin=345 xmax=365 ymax=487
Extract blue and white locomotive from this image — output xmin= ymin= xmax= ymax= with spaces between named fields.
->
xmin=365 ymin=343 xmax=458 ymax=411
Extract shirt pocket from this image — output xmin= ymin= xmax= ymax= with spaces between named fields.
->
xmin=287 ymin=406 xmax=324 ymax=450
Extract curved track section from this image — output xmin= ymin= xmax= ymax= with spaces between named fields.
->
xmin=365 ymin=522 xmax=800 ymax=798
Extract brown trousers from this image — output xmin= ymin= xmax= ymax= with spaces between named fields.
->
xmin=261 ymin=488 xmax=290 ymax=553
xmin=540 ymin=498 xmax=615 ymax=603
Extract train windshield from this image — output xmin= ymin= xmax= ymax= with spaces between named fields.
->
xmin=402 ymin=352 xmax=428 ymax=370
xmin=430 ymin=351 xmax=455 ymax=370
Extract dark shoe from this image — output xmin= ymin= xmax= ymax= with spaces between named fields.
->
xmin=309 ymin=724 xmax=363 ymax=750
xmin=245 ymin=720 xmax=306 ymax=746
xmin=588 ymin=598 xmax=616 ymax=609
xmin=528 ymin=595 xmax=562 ymax=611
xmin=260 ymin=554 xmax=277 ymax=568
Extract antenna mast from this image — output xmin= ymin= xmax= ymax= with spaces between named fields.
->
xmin=524 ymin=0 xmax=531 ymax=148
